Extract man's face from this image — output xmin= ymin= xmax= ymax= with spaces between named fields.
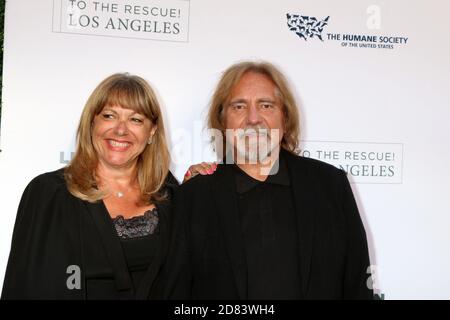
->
xmin=224 ymin=71 xmax=285 ymax=164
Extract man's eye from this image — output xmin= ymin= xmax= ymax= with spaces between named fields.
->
xmin=233 ymin=104 xmax=245 ymax=110
xmin=261 ymin=104 xmax=273 ymax=109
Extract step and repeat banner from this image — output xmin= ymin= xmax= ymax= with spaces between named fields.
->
xmin=1 ymin=0 xmax=449 ymax=299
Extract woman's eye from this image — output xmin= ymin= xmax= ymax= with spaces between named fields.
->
xmin=102 ymin=113 xmax=114 ymax=119
xmin=261 ymin=104 xmax=273 ymax=109
xmin=131 ymin=117 xmax=144 ymax=123
xmin=233 ymin=104 xmax=245 ymax=110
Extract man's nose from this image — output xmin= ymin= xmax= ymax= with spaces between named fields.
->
xmin=246 ymin=104 xmax=263 ymax=125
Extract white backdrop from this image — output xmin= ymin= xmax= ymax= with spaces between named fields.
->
xmin=1 ymin=0 xmax=450 ymax=299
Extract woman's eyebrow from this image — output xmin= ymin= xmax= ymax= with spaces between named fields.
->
xmin=101 ymin=107 xmax=118 ymax=113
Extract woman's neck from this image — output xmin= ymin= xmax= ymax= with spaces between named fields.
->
xmin=95 ymin=161 xmax=138 ymax=189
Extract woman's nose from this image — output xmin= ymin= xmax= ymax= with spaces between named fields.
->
xmin=114 ymin=120 xmax=128 ymax=136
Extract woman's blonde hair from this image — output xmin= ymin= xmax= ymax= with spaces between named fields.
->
xmin=64 ymin=73 xmax=170 ymax=204
xmin=207 ymin=61 xmax=300 ymax=154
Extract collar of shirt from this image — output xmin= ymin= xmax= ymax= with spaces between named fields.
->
xmin=233 ymin=152 xmax=290 ymax=194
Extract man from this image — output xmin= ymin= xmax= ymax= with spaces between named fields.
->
xmin=174 ymin=61 xmax=373 ymax=299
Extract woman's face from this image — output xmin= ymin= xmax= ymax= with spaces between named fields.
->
xmin=92 ymin=104 xmax=155 ymax=170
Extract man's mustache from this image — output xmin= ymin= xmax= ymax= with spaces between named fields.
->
xmin=235 ymin=127 xmax=272 ymax=139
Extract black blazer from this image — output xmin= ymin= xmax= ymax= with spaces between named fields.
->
xmin=175 ymin=149 xmax=373 ymax=299
xmin=1 ymin=169 xmax=179 ymax=300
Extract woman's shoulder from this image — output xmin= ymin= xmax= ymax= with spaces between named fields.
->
xmin=158 ymin=171 xmax=180 ymax=201
xmin=13 ymin=168 xmax=78 ymax=238
xmin=23 ymin=168 xmax=69 ymax=201
xmin=30 ymin=168 xmax=66 ymax=184
xmin=26 ymin=168 xmax=67 ymax=192
xmin=165 ymin=171 xmax=180 ymax=188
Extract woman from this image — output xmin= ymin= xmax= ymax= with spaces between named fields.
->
xmin=1 ymin=73 xmax=214 ymax=299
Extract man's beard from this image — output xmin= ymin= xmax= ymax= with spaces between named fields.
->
xmin=233 ymin=126 xmax=281 ymax=165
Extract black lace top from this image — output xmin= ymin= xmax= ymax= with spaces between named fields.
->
xmin=111 ymin=208 xmax=159 ymax=239
xmin=110 ymin=208 xmax=159 ymax=291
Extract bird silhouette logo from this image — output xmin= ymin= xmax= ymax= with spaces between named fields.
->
xmin=287 ymin=13 xmax=330 ymax=41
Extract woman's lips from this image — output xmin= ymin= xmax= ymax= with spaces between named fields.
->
xmin=105 ymin=139 xmax=132 ymax=151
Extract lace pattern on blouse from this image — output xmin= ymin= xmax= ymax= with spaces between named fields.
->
xmin=112 ymin=208 xmax=159 ymax=239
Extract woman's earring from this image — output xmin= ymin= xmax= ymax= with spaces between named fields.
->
xmin=147 ymin=137 xmax=153 ymax=145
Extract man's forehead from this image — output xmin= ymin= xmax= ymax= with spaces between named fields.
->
xmin=227 ymin=88 xmax=281 ymax=103
xmin=229 ymin=97 xmax=278 ymax=104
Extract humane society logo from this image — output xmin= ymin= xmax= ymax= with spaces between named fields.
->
xmin=286 ymin=13 xmax=330 ymax=41
xmin=286 ymin=12 xmax=408 ymax=49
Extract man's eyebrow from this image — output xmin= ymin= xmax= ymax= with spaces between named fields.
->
xmin=228 ymin=98 xmax=247 ymax=105
xmin=228 ymin=97 xmax=277 ymax=104
xmin=257 ymin=98 xmax=276 ymax=103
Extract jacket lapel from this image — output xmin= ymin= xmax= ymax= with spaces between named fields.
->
xmin=136 ymin=173 xmax=179 ymax=298
xmin=134 ymin=201 xmax=169 ymax=299
xmin=212 ymin=164 xmax=248 ymax=299
xmin=284 ymin=150 xmax=316 ymax=298
xmin=84 ymin=200 xmax=134 ymax=298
